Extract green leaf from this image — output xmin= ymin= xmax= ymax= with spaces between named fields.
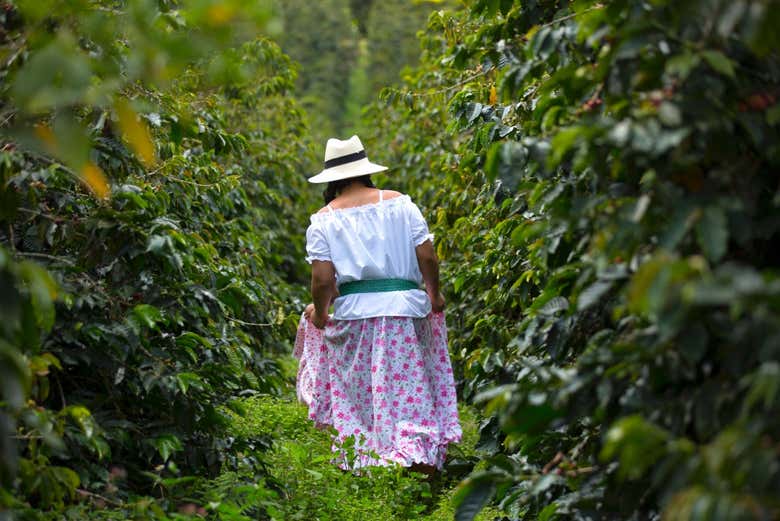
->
xmin=628 ymin=255 xmax=669 ymax=315
xmin=679 ymin=322 xmax=708 ymax=365
xmin=539 ymin=296 xmax=569 ymax=316
xmin=467 ymin=102 xmax=483 ymax=123
xmin=742 ymin=362 xmax=780 ymax=416
xmin=601 ymin=416 xmax=670 ymax=480
xmin=504 ymin=404 xmax=559 ymax=435
xmin=577 ymin=280 xmax=613 ymax=310
xmin=19 ymin=261 xmax=57 ymax=332
xmin=608 ymin=120 xmax=631 ymax=146
xmin=176 ymin=332 xmax=212 ymax=350
xmin=29 ymin=353 xmax=61 ymax=375
xmin=146 ymin=234 xmax=171 ymax=254
xmin=151 ymin=434 xmax=183 ymax=462
xmin=549 ymin=126 xmax=585 ymax=167
xmin=532 ymin=474 xmax=564 ymax=496
xmin=538 ymin=503 xmax=559 ymax=521
xmin=50 ymin=466 xmax=80 ymax=492
xmin=658 ymin=102 xmax=682 ymax=126
xmin=132 ymin=304 xmax=164 ymax=329
xmin=701 ymin=50 xmax=736 ymax=78
xmin=0 ymin=339 xmax=31 ymax=409
xmin=766 ymin=104 xmax=780 ymax=125
xmin=499 ymin=0 xmax=513 ymax=16
xmin=176 ymin=372 xmax=207 ymax=395
xmin=11 ymin=34 xmax=93 ymax=112
xmin=304 ymin=468 xmax=323 ymax=480
xmin=695 ymin=206 xmax=728 ymax=263
xmin=453 ymin=478 xmax=495 ymax=521
xmin=631 ymin=194 xmax=651 ymax=223
xmin=63 ymin=405 xmax=96 ymax=439
xmin=660 ymin=205 xmax=695 ymax=251
xmin=484 ymin=0 xmax=499 ymax=18
xmin=666 ymin=51 xmax=701 ymax=79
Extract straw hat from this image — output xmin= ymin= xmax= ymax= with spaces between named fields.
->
xmin=308 ymin=135 xmax=388 ymax=184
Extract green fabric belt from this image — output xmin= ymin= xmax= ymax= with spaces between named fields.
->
xmin=338 ymin=278 xmax=419 ymax=296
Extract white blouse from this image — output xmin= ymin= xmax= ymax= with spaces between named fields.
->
xmin=305 ymin=193 xmax=434 ymax=320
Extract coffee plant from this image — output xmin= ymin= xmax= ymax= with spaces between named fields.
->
xmin=0 ymin=0 xmax=317 ymax=517
xmin=4 ymin=0 xmax=780 ymax=519
xmin=366 ymin=0 xmax=780 ymax=519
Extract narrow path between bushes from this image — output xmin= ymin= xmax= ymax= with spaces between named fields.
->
xmin=225 ymin=356 xmax=502 ymax=520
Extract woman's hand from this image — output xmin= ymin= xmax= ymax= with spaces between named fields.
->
xmin=311 ymin=310 xmax=329 ymax=329
xmin=304 ymin=303 xmax=328 ymax=328
xmin=429 ymin=291 xmax=445 ymax=313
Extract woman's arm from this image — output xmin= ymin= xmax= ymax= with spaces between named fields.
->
xmin=415 ymin=240 xmax=445 ymax=312
xmin=310 ymin=260 xmax=337 ymax=328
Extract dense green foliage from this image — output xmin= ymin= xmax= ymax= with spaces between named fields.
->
xmin=367 ymin=0 xmax=780 ymax=519
xmin=4 ymin=0 xmax=780 ymax=519
xmin=0 ymin=0 xmax=317 ymax=517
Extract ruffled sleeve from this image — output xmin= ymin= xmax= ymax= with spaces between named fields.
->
xmin=305 ymin=220 xmax=331 ymax=264
xmin=407 ymin=199 xmax=435 ymax=246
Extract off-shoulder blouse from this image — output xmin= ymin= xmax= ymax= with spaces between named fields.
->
xmin=305 ymin=193 xmax=433 ymax=320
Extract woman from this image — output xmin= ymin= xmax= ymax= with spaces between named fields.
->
xmin=294 ymin=135 xmax=461 ymax=474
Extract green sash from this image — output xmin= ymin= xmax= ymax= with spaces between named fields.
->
xmin=338 ymin=278 xmax=419 ymax=296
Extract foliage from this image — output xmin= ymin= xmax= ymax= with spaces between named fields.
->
xmin=366 ymin=0 xmax=780 ymax=519
xmin=0 ymin=0 xmax=317 ymax=516
xmin=348 ymin=0 xmax=374 ymax=37
xmin=226 ymin=393 xmax=502 ymax=521
xmin=276 ymin=0 xmax=359 ymax=141
xmin=0 ymin=248 xmax=59 ymax=493
xmin=364 ymin=0 xmax=444 ymax=95
xmin=7 ymin=0 xmax=780 ymax=519
xmin=278 ymin=0 xmax=451 ymax=142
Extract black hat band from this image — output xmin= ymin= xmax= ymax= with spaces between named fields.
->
xmin=324 ymin=150 xmax=367 ymax=169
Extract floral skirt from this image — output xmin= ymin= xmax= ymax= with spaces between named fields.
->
xmin=294 ymin=312 xmax=462 ymax=469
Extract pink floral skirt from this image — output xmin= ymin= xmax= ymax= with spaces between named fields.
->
xmin=294 ymin=312 xmax=462 ymax=469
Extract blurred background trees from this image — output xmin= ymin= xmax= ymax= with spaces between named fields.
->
xmin=278 ymin=0 xmax=444 ymax=144
xmin=277 ymin=0 xmax=358 ymax=140
xmin=364 ymin=0 xmax=439 ymax=96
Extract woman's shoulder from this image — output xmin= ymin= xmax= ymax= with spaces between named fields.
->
xmin=314 ymin=189 xmax=406 ymax=215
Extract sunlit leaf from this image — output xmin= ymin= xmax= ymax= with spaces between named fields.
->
xmin=577 ymin=280 xmax=613 ymax=310
xmin=116 ymin=98 xmax=157 ymax=167
xmin=132 ymin=304 xmax=164 ymax=330
xmin=63 ymin=405 xmax=96 ymax=439
xmin=81 ymin=162 xmax=111 ymax=199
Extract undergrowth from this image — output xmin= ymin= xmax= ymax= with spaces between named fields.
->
xmin=226 ymin=360 xmax=502 ymax=520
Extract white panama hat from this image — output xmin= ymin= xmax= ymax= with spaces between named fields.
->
xmin=308 ymin=135 xmax=388 ymax=184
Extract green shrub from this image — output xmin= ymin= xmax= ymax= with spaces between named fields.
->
xmin=365 ymin=0 xmax=780 ymax=519
xmin=0 ymin=1 xmax=317 ymax=515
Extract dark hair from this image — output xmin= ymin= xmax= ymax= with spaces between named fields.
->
xmin=323 ymin=175 xmax=375 ymax=204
